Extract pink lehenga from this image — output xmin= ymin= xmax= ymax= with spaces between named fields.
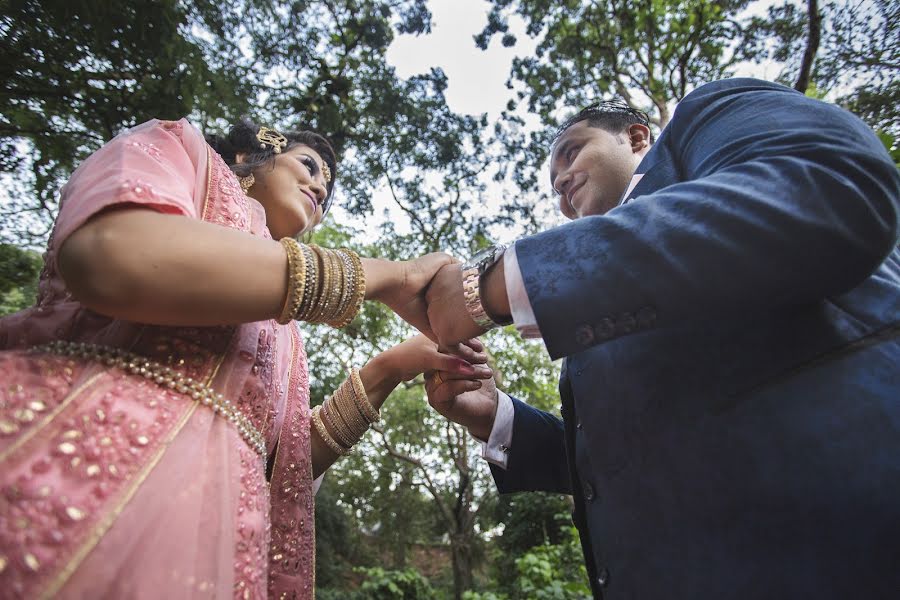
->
xmin=0 ymin=120 xmax=316 ymax=599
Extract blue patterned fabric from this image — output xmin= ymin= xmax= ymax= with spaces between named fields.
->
xmin=500 ymin=79 xmax=900 ymax=599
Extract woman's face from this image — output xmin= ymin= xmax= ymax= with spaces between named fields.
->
xmin=246 ymin=145 xmax=331 ymax=239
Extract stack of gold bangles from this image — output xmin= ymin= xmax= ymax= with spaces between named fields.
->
xmin=311 ymin=368 xmax=380 ymax=455
xmin=277 ymin=238 xmax=366 ymax=327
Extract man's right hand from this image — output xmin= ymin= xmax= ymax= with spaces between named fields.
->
xmin=424 ymin=338 xmax=499 ymax=441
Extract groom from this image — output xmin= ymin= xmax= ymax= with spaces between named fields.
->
xmin=423 ymin=78 xmax=900 ymax=598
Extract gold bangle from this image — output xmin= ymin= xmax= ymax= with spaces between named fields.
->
xmin=328 ymin=250 xmax=353 ymax=326
xmin=304 ymin=245 xmax=322 ymax=322
xmin=315 ymin=246 xmax=337 ymax=323
xmin=324 ymin=248 xmax=344 ymax=322
xmin=297 ymin=244 xmax=318 ymax=321
xmin=307 ymin=245 xmax=332 ymax=323
xmin=322 ymin=392 xmax=358 ymax=447
xmin=311 ymin=405 xmax=351 ymax=456
xmin=349 ymin=367 xmax=379 ymax=423
xmin=332 ymin=378 xmax=369 ymax=438
xmin=330 ymin=249 xmax=365 ymax=328
xmin=277 ymin=238 xmax=306 ymax=324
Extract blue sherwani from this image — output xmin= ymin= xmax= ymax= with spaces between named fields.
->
xmin=495 ymin=79 xmax=900 ymax=598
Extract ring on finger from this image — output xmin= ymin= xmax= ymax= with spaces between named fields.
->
xmin=432 ymin=372 xmax=444 ymax=386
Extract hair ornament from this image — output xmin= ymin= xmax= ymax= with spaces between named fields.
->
xmin=256 ymin=126 xmax=288 ymax=153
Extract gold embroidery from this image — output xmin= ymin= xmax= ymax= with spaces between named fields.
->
xmin=0 ymin=371 xmax=104 ymax=465
xmin=268 ymin=324 xmax=299 ymax=478
xmin=38 ymin=401 xmax=200 ymax=600
xmin=201 ymin=146 xmax=213 ymax=222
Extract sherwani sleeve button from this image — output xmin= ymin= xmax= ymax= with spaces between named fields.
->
xmin=616 ymin=312 xmax=636 ymax=334
xmin=575 ymin=324 xmax=595 ymax=346
xmin=597 ymin=568 xmax=610 ymax=587
xmin=636 ymin=306 xmax=657 ymax=328
xmin=595 ymin=317 xmax=616 ymax=339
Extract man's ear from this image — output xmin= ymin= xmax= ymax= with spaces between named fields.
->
xmin=627 ymin=124 xmax=652 ymax=153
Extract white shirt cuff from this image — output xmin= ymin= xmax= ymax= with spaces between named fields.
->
xmin=504 ymin=243 xmax=543 ymax=339
xmin=477 ymin=390 xmax=514 ymax=469
xmin=313 ymin=473 xmax=324 ymax=496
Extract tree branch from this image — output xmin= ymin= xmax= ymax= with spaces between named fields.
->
xmin=795 ymin=0 xmax=821 ymax=93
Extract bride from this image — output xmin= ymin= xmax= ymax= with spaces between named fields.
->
xmin=0 ymin=117 xmax=490 ymax=598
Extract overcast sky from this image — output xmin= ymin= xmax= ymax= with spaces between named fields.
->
xmin=386 ymin=0 xmax=536 ymax=118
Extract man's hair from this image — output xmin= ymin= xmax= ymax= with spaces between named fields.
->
xmin=554 ymin=100 xmax=654 ymax=144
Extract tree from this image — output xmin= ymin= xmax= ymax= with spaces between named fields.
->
xmin=0 ymin=243 xmax=41 ymax=316
xmin=0 ymin=0 xmax=250 ymax=245
xmin=474 ymin=0 xmax=750 ymax=193
xmin=304 ymin=222 xmax=562 ymax=599
xmin=742 ymin=0 xmax=899 ymax=136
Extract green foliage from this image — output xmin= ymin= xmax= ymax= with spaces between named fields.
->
xmin=513 ymin=528 xmax=591 ymax=600
xmin=462 ymin=592 xmax=507 ymax=600
xmin=0 ymin=243 xmax=42 ymax=316
xmin=355 ymin=567 xmax=437 ymax=600
xmin=489 ymin=494 xmax=573 ymax=592
xmin=314 ymin=480 xmax=364 ymax=588
xmin=741 ymin=0 xmax=899 ymax=136
xmin=876 ymin=132 xmax=900 ymax=169
xmin=1 ymin=0 xmax=498 ymax=256
xmin=0 ymin=0 xmax=250 ymax=245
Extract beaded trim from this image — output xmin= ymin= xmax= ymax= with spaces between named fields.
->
xmin=30 ymin=341 xmax=267 ymax=456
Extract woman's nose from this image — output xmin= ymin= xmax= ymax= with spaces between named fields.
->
xmin=310 ymin=181 xmax=327 ymax=205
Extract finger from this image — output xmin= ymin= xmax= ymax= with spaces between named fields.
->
xmin=454 ymin=344 xmax=488 ymax=365
xmin=463 ymin=338 xmax=485 ymax=352
xmin=427 ymin=352 xmax=481 ymax=376
xmin=438 ymin=342 xmax=488 ymax=365
xmin=438 ymin=366 xmax=493 ymax=381
xmin=416 ymin=252 xmax=455 ymax=277
xmin=427 ymin=379 xmax=483 ymax=408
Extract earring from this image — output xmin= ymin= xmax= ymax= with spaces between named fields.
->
xmin=239 ymin=173 xmax=255 ymax=194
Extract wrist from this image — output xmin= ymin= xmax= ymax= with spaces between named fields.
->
xmin=467 ymin=390 xmax=499 ymax=441
xmin=360 ymin=257 xmax=394 ymax=303
xmin=359 ymin=354 xmax=400 ymax=409
xmin=480 ymin=257 xmax=511 ymax=324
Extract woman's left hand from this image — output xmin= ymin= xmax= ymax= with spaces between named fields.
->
xmin=373 ymin=335 xmax=490 ymax=385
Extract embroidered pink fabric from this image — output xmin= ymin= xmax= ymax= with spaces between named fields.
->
xmin=0 ymin=119 xmax=315 ymax=599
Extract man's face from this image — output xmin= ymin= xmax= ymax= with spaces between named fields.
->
xmin=549 ymin=121 xmax=648 ymax=219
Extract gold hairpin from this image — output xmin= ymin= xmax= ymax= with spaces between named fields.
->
xmin=321 ymin=162 xmax=332 ymax=184
xmin=256 ymin=127 xmax=288 ymax=154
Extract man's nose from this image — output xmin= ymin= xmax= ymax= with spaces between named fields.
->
xmin=554 ymin=170 xmax=572 ymax=196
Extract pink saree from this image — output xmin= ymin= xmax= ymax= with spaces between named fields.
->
xmin=0 ymin=120 xmax=315 ymax=599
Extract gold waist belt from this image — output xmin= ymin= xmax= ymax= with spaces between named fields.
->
xmin=31 ymin=340 xmax=266 ymax=457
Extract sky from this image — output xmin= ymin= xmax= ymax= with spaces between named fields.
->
xmin=334 ymin=0 xmax=551 ymax=245
xmin=386 ymin=0 xmax=537 ymax=119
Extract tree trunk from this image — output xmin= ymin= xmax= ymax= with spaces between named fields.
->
xmin=795 ymin=0 xmax=821 ymax=93
xmin=449 ymin=533 xmax=475 ymax=600
xmin=656 ymin=101 xmax=670 ymax=130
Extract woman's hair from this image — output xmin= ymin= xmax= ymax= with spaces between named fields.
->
xmin=206 ymin=117 xmax=338 ymax=202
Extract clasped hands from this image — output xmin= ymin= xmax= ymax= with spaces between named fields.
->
xmin=375 ymin=253 xmax=506 ymax=347
xmin=376 ymin=255 xmax=508 ymax=439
